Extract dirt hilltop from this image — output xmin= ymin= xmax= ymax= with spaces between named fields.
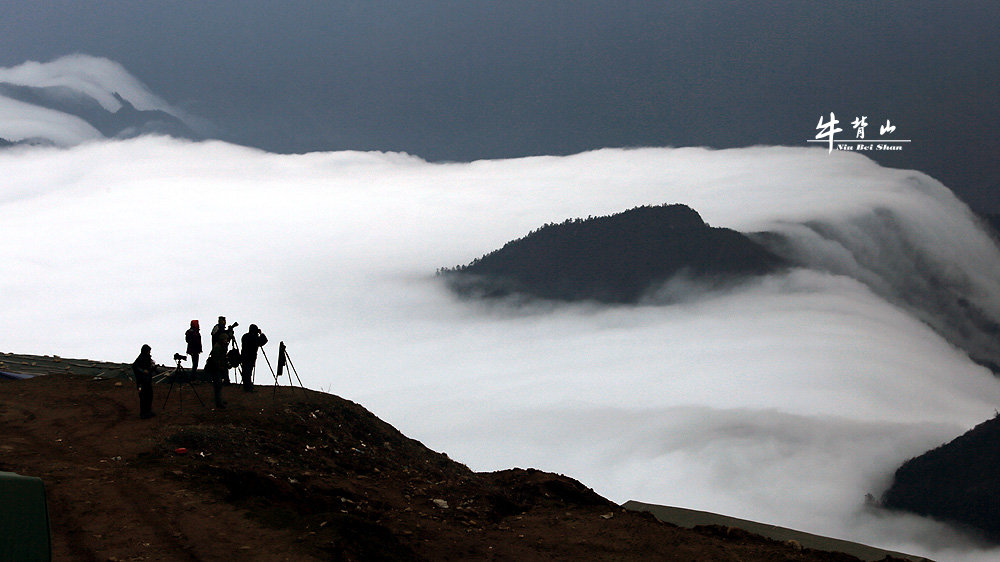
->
xmin=2 ymin=374 xmax=910 ymax=561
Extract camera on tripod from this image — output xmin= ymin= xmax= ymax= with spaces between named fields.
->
xmin=164 ymin=351 xmax=204 ymax=409
xmin=226 ymin=322 xmax=239 ymax=334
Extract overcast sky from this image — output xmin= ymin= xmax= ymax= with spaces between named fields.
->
xmin=0 ymin=1 xmax=998 ymax=208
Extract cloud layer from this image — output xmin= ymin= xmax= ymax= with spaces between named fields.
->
xmin=3 ymin=138 xmax=1000 ymax=560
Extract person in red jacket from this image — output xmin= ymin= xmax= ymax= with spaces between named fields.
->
xmin=185 ymin=320 xmax=202 ymax=373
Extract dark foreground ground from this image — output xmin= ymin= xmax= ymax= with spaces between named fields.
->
xmin=2 ymin=374 xmax=915 ymax=561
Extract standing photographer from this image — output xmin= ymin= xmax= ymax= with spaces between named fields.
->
xmin=240 ymin=324 xmax=268 ymax=392
xmin=211 ymin=316 xmax=232 ymax=384
xmin=207 ymin=316 xmax=235 ymax=409
xmin=132 ymin=344 xmax=157 ymax=419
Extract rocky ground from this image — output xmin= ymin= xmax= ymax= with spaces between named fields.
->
xmin=2 ymin=374 xmax=911 ymax=561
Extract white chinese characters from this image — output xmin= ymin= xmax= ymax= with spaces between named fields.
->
xmin=809 ymin=112 xmax=910 ymax=153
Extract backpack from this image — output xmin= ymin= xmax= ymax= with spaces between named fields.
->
xmin=226 ymin=348 xmax=241 ymax=369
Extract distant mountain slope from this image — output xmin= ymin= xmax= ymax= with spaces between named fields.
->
xmin=882 ymin=415 xmax=1000 ymax=542
xmin=0 ymin=55 xmax=205 ymax=146
xmin=441 ymin=204 xmax=787 ymax=303
xmin=0 ymin=84 xmax=199 ymax=140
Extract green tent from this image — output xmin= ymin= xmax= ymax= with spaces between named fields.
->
xmin=0 ymin=472 xmax=51 ymax=561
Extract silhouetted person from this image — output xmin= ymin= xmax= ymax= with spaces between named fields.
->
xmin=211 ymin=316 xmax=226 ymax=350
xmin=185 ymin=319 xmax=202 ymax=373
xmin=211 ymin=316 xmax=232 ymax=384
xmin=205 ymin=342 xmax=229 ymax=408
xmin=205 ymin=355 xmax=227 ymax=409
xmin=240 ymin=324 xmax=268 ymax=392
xmin=132 ymin=344 xmax=157 ymax=419
xmin=207 ymin=325 xmax=232 ymax=409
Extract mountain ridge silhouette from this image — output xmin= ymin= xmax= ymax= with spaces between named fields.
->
xmin=442 ymin=203 xmax=787 ymax=303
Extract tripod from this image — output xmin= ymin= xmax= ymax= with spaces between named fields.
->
xmin=262 ymin=342 xmax=307 ymax=400
xmin=162 ymin=355 xmax=206 ymax=410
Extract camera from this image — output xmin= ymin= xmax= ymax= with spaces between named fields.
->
xmin=173 ymin=353 xmax=187 ymax=362
xmin=227 ymin=322 xmax=239 ymax=333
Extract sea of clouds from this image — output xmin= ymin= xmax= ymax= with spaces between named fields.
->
xmin=4 ymin=56 xmax=1000 ymax=560
xmin=4 ymin=138 xmax=1000 ymax=560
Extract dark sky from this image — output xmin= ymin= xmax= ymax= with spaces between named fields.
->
xmin=1 ymin=1 xmax=998 ymax=210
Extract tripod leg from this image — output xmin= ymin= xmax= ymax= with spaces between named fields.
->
xmin=162 ymin=366 xmax=180 ymax=408
xmin=186 ymin=381 xmax=206 ymax=407
xmin=283 ymin=350 xmax=309 ymax=399
xmin=162 ymin=380 xmax=174 ymax=409
xmin=261 ymin=347 xmax=275 ymax=377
